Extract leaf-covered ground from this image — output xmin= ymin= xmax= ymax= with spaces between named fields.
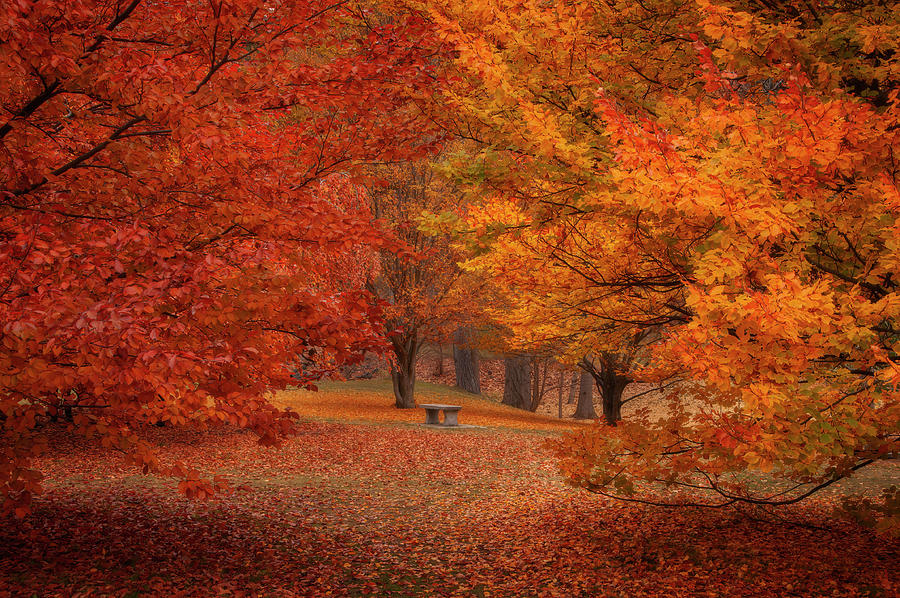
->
xmin=2 ymin=381 xmax=898 ymax=597
xmin=276 ymin=379 xmax=580 ymax=432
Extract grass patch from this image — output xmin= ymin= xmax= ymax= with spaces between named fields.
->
xmin=276 ymin=377 xmax=581 ymax=433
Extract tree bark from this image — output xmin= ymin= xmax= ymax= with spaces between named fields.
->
xmin=573 ymin=369 xmax=597 ymax=419
xmin=580 ymin=353 xmax=632 ymax=425
xmin=452 ymin=327 xmax=480 ymax=394
xmin=596 ymin=362 xmax=630 ymax=425
xmin=502 ymin=354 xmax=532 ymax=409
xmin=529 ymin=357 xmax=543 ymax=412
xmin=567 ymin=372 xmax=578 ymax=404
xmin=557 ymin=368 xmax=565 ymax=419
xmin=390 ymin=333 xmax=418 ymax=409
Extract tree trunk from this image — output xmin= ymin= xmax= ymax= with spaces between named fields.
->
xmin=529 ymin=357 xmax=543 ymax=412
xmin=573 ymin=369 xmax=597 ymax=419
xmin=452 ymin=327 xmax=480 ymax=394
xmin=567 ymin=372 xmax=578 ymax=404
xmin=597 ymin=364 xmax=630 ymax=425
xmin=502 ymin=354 xmax=532 ymax=409
xmin=557 ymin=368 xmax=565 ymax=419
xmin=390 ymin=333 xmax=418 ymax=409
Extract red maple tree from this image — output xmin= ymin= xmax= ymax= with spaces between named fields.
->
xmin=0 ymin=0 xmax=444 ymax=514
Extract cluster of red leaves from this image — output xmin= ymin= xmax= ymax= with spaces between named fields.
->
xmin=2 ymin=399 xmax=897 ymax=597
xmin=0 ymin=0 xmax=447 ymax=514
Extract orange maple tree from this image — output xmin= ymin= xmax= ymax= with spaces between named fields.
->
xmin=419 ymin=0 xmax=900 ymax=528
xmin=0 ymin=0 xmax=443 ymax=514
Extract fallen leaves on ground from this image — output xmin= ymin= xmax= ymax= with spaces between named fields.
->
xmin=275 ymin=380 xmax=581 ymax=433
xmin=1 ymin=385 xmax=898 ymax=597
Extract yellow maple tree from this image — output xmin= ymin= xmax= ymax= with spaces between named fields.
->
xmin=415 ymin=0 xmax=900 ymax=530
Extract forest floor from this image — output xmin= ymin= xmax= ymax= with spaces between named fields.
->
xmin=1 ymin=380 xmax=898 ymax=597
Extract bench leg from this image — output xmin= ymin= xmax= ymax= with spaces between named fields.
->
xmin=443 ymin=410 xmax=459 ymax=426
xmin=425 ymin=409 xmax=440 ymax=425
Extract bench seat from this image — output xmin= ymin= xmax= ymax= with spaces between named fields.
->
xmin=420 ymin=403 xmax=461 ymax=426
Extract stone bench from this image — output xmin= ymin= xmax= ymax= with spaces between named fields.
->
xmin=420 ymin=403 xmax=461 ymax=426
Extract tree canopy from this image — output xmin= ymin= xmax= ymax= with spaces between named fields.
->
xmin=417 ymin=0 xmax=900 ymax=527
xmin=0 ymin=0 xmax=443 ymax=515
xmin=2 ymin=0 xmax=899 ymax=533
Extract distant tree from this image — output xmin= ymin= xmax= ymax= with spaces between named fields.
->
xmin=453 ymin=326 xmax=481 ymax=394
xmin=573 ymin=370 xmax=596 ymax=420
xmin=502 ymin=354 xmax=531 ymax=409
xmin=365 ymin=161 xmax=468 ymax=408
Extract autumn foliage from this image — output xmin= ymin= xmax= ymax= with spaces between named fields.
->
xmin=362 ymin=159 xmax=478 ymax=408
xmin=1 ymin=384 xmax=897 ymax=596
xmin=420 ymin=0 xmax=900 ymax=528
xmin=0 ymin=0 xmax=444 ymax=514
xmin=3 ymin=1 xmax=900 ymax=582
